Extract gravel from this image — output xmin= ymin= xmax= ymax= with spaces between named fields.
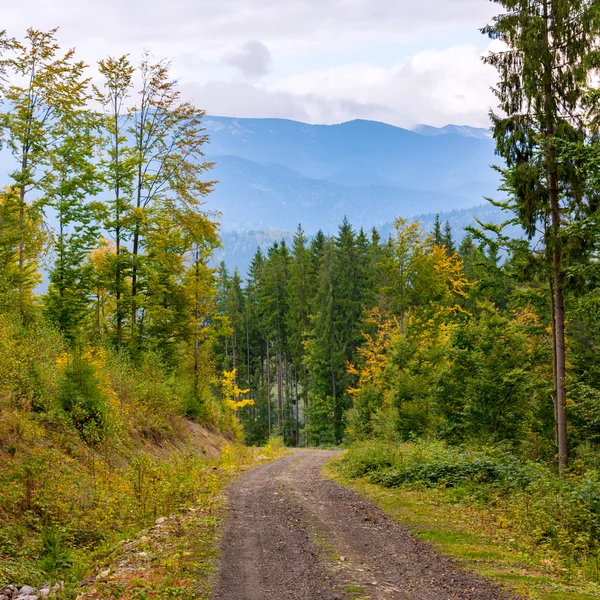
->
xmin=211 ymin=450 xmax=514 ymax=600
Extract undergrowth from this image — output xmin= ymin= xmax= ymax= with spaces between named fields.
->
xmin=0 ymin=314 xmax=258 ymax=593
xmin=336 ymin=441 xmax=600 ymax=598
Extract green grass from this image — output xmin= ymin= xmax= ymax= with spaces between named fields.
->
xmin=326 ymin=456 xmax=600 ymax=600
xmin=76 ymin=441 xmax=288 ymax=600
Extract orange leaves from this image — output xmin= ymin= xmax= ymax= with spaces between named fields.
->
xmin=347 ymin=308 xmax=401 ymax=395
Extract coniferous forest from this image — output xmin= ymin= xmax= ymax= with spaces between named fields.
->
xmin=2 ymin=0 xmax=600 ymax=597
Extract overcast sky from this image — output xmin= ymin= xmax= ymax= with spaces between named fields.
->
xmin=1 ymin=0 xmax=503 ymax=128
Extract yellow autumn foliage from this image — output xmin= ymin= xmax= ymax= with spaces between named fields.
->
xmin=222 ymin=368 xmax=255 ymax=411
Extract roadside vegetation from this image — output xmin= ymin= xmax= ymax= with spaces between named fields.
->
xmin=0 ymin=27 xmax=267 ymax=596
xmin=332 ymin=442 xmax=600 ymax=599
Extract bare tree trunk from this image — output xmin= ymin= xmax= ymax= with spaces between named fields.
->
xmin=266 ymin=340 xmax=272 ymax=438
xmin=551 ymin=176 xmax=568 ymax=473
xmin=277 ymin=347 xmax=283 ymax=430
xmin=18 ymin=152 xmax=28 ymax=316
xmin=295 ymin=372 xmax=300 ymax=447
xmin=114 ymin=121 xmax=123 ymax=350
xmin=550 ymin=277 xmax=558 ymax=445
xmin=194 ymin=247 xmax=200 ymax=392
xmin=304 ymin=366 xmax=309 ymax=447
xmin=543 ymin=0 xmax=567 ymax=473
xmin=246 ymin=308 xmax=251 ymax=388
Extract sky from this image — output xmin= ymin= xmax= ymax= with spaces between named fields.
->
xmin=1 ymin=0 xmax=504 ymax=128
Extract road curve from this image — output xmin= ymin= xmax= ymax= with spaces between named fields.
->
xmin=210 ymin=450 xmax=512 ymax=600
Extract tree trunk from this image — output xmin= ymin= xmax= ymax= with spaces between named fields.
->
xmin=542 ymin=0 xmax=567 ymax=473
xmin=266 ymin=341 xmax=272 ymax=438
xmin=18 ymin=152 xmax=27 ymax=316
xmin=194 ymin=247 xmax=200 ymax=392
xmin=550 ymin=277 xmax=558 ymax=446
xmin=246 ymin=308 xmax=251 ymax=388
xmin=277 ymin=348 xmax=283 ymax=430
xmin=551 ymin=177 xmax=568 ymax=473
xmin=114 ymin=119 xmax=123 ymax=350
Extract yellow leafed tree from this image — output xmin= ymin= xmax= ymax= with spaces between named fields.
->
xmin=222 ymin=369 xmax=255 ymax=412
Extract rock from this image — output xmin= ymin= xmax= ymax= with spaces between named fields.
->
xmin=0 ymin=585 xmax=18 ymax=598
xmin=18 ymin=587 xmax=36 ymax=595
xmin=38 ymin=583 xmax=53 ymax=598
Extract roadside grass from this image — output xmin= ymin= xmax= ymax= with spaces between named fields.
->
xmin=75 ymin=440 xmax=287 ymax=600
xmin=0 ymin=428 xmax=286 ymax=599
xmin=326 ymin=450 xmax=600 ymax=600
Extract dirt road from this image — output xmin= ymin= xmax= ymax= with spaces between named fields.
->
xmin=210 ymin=450 xmax=511 ymax=600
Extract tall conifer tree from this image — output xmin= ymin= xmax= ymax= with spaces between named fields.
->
xmin=483 ymin=0 xmax=599 ymax=471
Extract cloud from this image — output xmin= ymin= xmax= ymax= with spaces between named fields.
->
xmin=1 ymin=1 xmax=503 ymax=126
xmin=224 ymin=41 xmax=272 ymax=79
xmin=182 ymin=79 xmax=402 ymax=126
xmin=183 ymin=44 xmax=498 ymax=128
xmin=2 ymin=0 xmax=498 ymax=57
xmin=276 ymin=44 xmax=498 ymax=127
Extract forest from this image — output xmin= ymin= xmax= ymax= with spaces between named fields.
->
xmin=1 ymin=0 xmax=600 ymax=596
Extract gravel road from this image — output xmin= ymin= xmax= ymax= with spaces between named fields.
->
xmin=210 ymin=450 xmax=512 ymax=600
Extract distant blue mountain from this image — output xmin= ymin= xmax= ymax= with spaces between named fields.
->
xmin=215 ymin=203 xmax=516 ymax=277
xmin=202 ymin=116 xmax=502 ymax=234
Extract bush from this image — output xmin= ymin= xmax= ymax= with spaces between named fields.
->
xmin=340 ymin=441 xmax=397 ymax=478
xmin=340 ymin=441 xmax=600 ymax=570
xmin=58 ymin=355 xmax=107 ymax=443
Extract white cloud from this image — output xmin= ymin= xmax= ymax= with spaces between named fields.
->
xmin=1 ymin=1 xmax=498 ymax=50
xmin=183 ymin=44 xmax=498 ymax=128
xmin=0 ymin=0 xmax=503 ymax=127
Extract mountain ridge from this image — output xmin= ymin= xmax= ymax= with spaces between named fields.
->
xmin=202 ymin=115 xmax=502 ymax=235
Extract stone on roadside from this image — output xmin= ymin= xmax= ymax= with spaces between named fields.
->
xmin=0 ymin=584 xmax=17 ymax=599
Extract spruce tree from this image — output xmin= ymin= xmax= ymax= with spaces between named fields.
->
xmin=433 ymin=214 xmax=443 ymax=246
xmin=483 ymin=0 xmax=599 ymax=472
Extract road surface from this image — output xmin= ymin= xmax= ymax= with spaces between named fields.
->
xmin=211 ymin=450 xmax=511 ymax=600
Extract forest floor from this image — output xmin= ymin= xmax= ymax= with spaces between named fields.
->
xmin=210 ymin=450 xmax=514 ymax=600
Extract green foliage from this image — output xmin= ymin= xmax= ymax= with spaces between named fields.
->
xmin=39 ymin=528 xmax=73 ymax=574
xmin=435 ymin=304 xmax=547 ymax=445
xmin=57 ymin=355 xmax=107 ymax=443
xmin=305 ymin=396 xmax=337 ymax=447
xmin=341 ymin=441 xmax=600 ymax=574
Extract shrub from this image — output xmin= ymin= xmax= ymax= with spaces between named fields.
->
xmin=58 ymin=355 xmax=107 ymax=443
xmin=340 ymin=441 xmax=600 ymax=571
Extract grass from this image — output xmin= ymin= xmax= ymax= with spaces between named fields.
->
xmin=69 ymin=441 xmax=287 ymax=599
xmin=326 ymin=454 xmax=600 ymax=600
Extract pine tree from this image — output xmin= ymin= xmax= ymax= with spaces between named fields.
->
xmin=433 ymin=214 xmax=443 ymax=246
xmin=287 ymin=225 xmax=314 ymax=444
xmin=483 ymin=0 xmax=599 ymax=472
xmin=443 ymin=221 xmax=455 ymax=255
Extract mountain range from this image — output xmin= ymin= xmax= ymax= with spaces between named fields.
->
xmin=202 ymin=115 xmax=509 ymax=273
xmin=202 ymin=115 xmax=502 ymax=235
